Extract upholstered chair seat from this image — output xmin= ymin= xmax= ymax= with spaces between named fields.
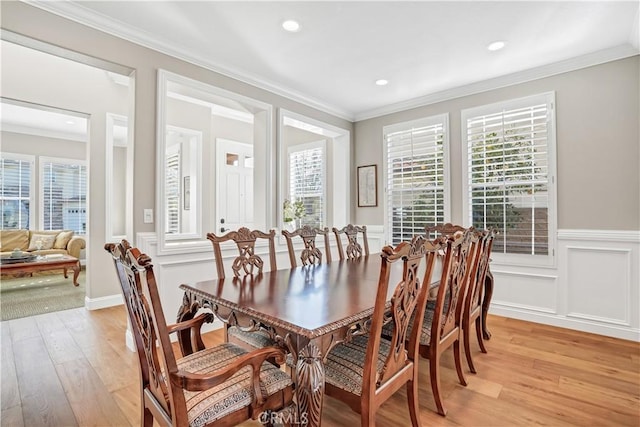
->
xmin=179 ymin=343 xmax=292 ymax=426
xmin=226 ymin=327 xmax=277 ymax=350
xmin=323 ymin=335 xmax=391 ymax=396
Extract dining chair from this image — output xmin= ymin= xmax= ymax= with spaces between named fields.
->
xmin=104 ymin=240 xmax=294 ymax=427
xmin=418 ymin=229 xmax=481 ymax=416
xmin=332 ymin=224 xmax=369 ymax=260
xmin=322 ymin=234 xmax=443 ymax=427
xmin=461 ymin=228 xmax=496 ymax=373
xmin=282 ymin=224 xmax=332 ymax=267
xmin=206 ymin=228 xmax=278 ymax=353
xmin=425 ymin=222 xmax=466 ymax=239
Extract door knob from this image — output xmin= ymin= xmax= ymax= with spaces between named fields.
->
xmin=220 ymin=227 xmax=226 ymax=233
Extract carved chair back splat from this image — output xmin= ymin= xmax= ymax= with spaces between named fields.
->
xmin=282 ymin=225 xmax=332 ymax=268
xmin=207 ymin=227 xmax=277 ymax=280
xmin=332 ymin=224 xmax=370 ymax=260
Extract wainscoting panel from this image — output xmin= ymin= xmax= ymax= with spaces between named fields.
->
xmin=566 ymin=246 xmax=631 ymax=326
xmin=491 ymin=270 xmax=558 ymax=314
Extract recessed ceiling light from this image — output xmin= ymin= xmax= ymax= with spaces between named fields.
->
xmin=282 ymin=20 xmax=300 ymax=32
xmin=375 ymin=79 xmax=388 ymax=86
xmin=487 ymin=41 xmax=506 ymax=51
xmin=65 ymin=120 xmax=75 ymax=125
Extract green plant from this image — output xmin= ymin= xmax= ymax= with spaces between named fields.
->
xmin=283 ymin=198 xmax=305 ymax=223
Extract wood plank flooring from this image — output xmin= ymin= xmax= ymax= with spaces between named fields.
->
xmin=1 ymin=306 xmax=638 ymax=426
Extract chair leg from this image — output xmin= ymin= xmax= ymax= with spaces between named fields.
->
xmin=476 ymin=315 xmax=487 ymax=353
xmin=453 ymin=339 xmax=467 ymax=387
xmin=361 ymin=406 xmax=376 ymax=427
xmin=407 ymin=378 xmax=421 ymax=427
xmin=464 ymin=323 xmax=477 ymax=374
xmin=142 ymin=406 xmax=153 ymax=427
xmin=429 ymin=353 xmax=447 ymax=416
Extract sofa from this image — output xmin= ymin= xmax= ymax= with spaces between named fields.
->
xmin=0 ymin=229 xmax=86 ymax=259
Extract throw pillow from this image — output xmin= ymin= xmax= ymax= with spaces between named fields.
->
xmin=27 ymin=234 xmax=57 ymax=251
xmin=53 ymin=230 xmax=74 ymax=249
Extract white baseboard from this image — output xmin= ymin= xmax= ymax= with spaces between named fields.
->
xmin=490 ymin=304 xmax=640 ymax=342
xmin=85 ymin=293 xmax=123 ymax=311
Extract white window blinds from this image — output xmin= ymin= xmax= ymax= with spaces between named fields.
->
xmin=0 ymin=156 xmax=32 ymax=230
xmin=385 ymin=115 xmax=447 ymax=245
xmin=165 ymin=148 xmax=180 ymax=234
xmin=464 ymin=93 xmax=554 ymax=257
xmin=41 ymin=159 xmax=87 ymax=234
xmin=289 ymin=142 xmax=325 ymax=228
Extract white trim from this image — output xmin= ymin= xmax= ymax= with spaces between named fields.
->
xmin=85 ymin=293 xmax=123 ymax=311
xmin=490 ymin=305 xmax=640 ymax=342
xmin=356 ymin=45 xmax=639 ymax=121
xmin=558 ymin=229 xmax=640 ymax=243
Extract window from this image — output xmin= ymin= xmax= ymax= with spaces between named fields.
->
xmin=165 ymin=145 xmax=180 ymax=234
xmin=462 ymin=92 xmax=556 ymax=265
xmin=288 ymin=141 xmax=325 ymax=228
xmin=384 ymin=115 xmax=449 ymax=245
xmin=41 ymin=157 xmax=87 ymax=234
xmin=0 ymin=154 xmax=33 ymax=230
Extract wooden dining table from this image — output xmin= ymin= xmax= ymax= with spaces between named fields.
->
xmin=177 ymin=254 xmax=495 ymax=426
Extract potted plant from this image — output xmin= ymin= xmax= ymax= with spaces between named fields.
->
xmin=283 ymin=198 xmax=306 ymax=231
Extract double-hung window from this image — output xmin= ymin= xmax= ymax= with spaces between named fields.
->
xmin=384 ymin=115 xmax=449 ymax=245
xmin=462 ymin=92 xmax=556 ymax=266
xmin=40 ymin=157 xmax=87 ymax=234
xmin=288 ymin=140 xmax=326 ymax=228
xmin=0 ymin=154 xmax=34 ymax=230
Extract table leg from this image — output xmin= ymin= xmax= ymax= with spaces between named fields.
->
xmin=72 ymin=261 xmax=80 ymax=286
xmin=296 ymin=342 xmax=324 ymax=427
xmin=482 ymin=269 xmax=494 ymax=340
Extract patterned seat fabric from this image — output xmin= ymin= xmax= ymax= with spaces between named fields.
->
xmin=324 ymin=335 xmax=393 ymax=396
xmin=227 ymin=326 xmax=276 ymax=349
xmin=179 ymin=343 xmax=292 ymax=427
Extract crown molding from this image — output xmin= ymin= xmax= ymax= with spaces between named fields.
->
xmin=24 ymin=1 xmax=355 ymax=121
xmin=355 ymin=44 xmax=639 ymax=121
xmin=23 ymin=1 xmax=640 ymax=124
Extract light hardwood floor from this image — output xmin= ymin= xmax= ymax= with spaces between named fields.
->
xmin=1 ymin=305 xmax=638 ymax=426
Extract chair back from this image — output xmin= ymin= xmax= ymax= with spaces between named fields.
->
xmin=425 ymin=223 xmax=466 ymax=239
xmin=104 ymin=240 xmax=186 ymax=424
xmin=463 ymin=228 xmax=496 ymax=316
xmin=332 ymin=224 xmax=369 ymax=260
xmin=207 ymin=227 xmax=277 ymax=279
xmin=430 ymin=230 xmax=480 ymax=344
xmin=363 ymin=234 xmax=443 ymax=395
xmin=282 ymin=225 xmax=331 ymax=267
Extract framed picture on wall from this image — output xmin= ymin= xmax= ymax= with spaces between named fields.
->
xmin=357 ymin=164 xmax=377 ymax=207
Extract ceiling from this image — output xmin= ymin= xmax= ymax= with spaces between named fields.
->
xmin=24 ymin=1 xmax=640 ymax=120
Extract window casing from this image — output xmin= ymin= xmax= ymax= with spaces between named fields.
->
xmin=462 ymin=92 xmax=556 ymax=267
xmin=384 ymin=114 xmax=450 ymax=245
xmin=40 ymin=157 xmax=87 ymax=234
xmin=0 ymin=154 xmax=34 ymax=230
xmin=288 ymin=140 xmax=326 ymax=228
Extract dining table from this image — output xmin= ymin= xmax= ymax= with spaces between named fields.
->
xmin=176 ymin=254 xmax=495 ymax=426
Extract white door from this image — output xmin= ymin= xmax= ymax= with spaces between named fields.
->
xmin=216 ymin=139 xmax=254 ymax=234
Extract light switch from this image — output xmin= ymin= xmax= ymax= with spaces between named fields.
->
xmin=143 ymin=209 xmax=153 ymax=224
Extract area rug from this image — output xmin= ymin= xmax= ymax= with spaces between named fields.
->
xmin=0 ymin=270 xmax=85 ymax=321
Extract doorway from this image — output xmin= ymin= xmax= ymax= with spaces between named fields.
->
xmin=0 ymin=33 xmax=134 ymax=317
